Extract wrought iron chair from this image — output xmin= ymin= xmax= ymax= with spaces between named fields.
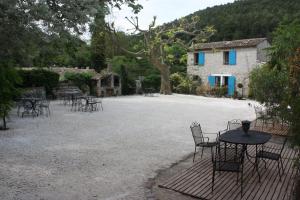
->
xmin=254 ymin=105 xmax=274 ymax=129
xmin=190 ymin=122 xmax=218 ymax=162
xmin=218 ymin=119 xmax=243 ymax=160
xmin=227 ymin=119 xmax=242 ymax=130
xmin=38 ymin=99 xmax=51 ymax=116
xmin=256 ymin=137 xmax=288 ymax=181
xmin=212 ymin=142 xmax=245 ymax=197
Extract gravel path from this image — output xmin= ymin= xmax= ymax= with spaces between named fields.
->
xmin=0 ymin=94 xmax=256 ymax=200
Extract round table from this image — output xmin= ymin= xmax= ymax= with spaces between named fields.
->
xmin=219 ymin=130 xmax=271 ymax=145
xmin=219 ymin=129 xmax=271 ymax=181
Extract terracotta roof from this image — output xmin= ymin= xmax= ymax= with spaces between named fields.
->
xmin=192 ymin=38 xmax=267 ymax=50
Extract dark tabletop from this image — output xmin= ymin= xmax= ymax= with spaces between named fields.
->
xmin=219 ymin=129 xmax=272 ymax=145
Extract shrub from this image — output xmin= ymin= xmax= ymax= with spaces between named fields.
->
xmin=18 ymin=69 xmax=59 ymax=97
xmin=64 ymin=72 xmax=93 ymax=94
xmin=0 ymin=66 xmax=22 ymax=130
xmin=143 ymin=74 xmax=161 ymax=92
xmin=170 ymin=73 xmax=199 ymax=94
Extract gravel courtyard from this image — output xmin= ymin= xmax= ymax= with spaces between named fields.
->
xmin=0 ymin=94 xmax=256 ymax=200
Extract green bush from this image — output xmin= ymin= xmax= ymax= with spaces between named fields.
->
xmin=18 ymin=69 xmax=59 ymax=97
xmin=64 ymin=72 xmax=93 ymax=94
xmin=143 ymin=74 xmax=161 ymax=92
xmin=170 ymin=73 xmax=199 ymax=94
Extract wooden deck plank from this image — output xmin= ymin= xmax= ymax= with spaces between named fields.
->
xmin=159 ymin=142 xmax=297 ymax=200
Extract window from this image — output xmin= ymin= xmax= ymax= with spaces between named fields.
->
xmin=223 ymin=51 xmax=229 ymax=65
xmin=194 ymin=52 xmax=205 ymax=65
xmin=194 ymin=53 xmax=199 ymax=65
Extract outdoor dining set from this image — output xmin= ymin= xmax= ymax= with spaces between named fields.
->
xmin=17 ymin=89 xmax=50 ymax=118
xmin=190 ymin=114 xmax=288 ymax=197
xmin=57 ymin=86 xmax=103 ymax=112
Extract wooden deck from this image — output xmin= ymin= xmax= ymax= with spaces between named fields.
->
xmin=159 ymin=145 xmax=298 ymax=200
xmin=252 ymin=123 xmax=289 ymax=137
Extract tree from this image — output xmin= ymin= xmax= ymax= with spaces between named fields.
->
xmin=111 ymin=16 xmax=215 ymax=94
xmin=0 ymin=66 xmax=21 ymax=130
xmin=90 ymin=2 xmax=107 ymax=72
xmin=0 ymin=0 xmax=141 ymax=67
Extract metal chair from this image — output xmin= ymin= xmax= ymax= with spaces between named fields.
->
xmin=38 ymin=99 xmax=51 ymax=116
xmin=254 ymin=105 xmax=273 ymax=129
xmin=212 ymin=142 xmax=245 ymax=197
xmin=190 ymin=122 xmax=218 ymax=162
xmin=227 ymin=119 xmax=242 ymax=130
xmin=256 ymin=137 xmax=288 ymax=181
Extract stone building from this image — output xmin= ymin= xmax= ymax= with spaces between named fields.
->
xmin=187 ymin=38 xmax=270 ymax=96
xmin=51 ymin=67 xmax=121 ymax=97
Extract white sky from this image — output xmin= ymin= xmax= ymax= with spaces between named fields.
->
xmin=107 ymin=0 xmax=235 ymax=32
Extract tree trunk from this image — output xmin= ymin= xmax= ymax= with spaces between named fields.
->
xmin=3 ymin=116 xmax=6 ymax=129
xmin=159 ymin=66 xmax=172 ymax=95
xmin=150 ymin=55 xmax=172 ymax=95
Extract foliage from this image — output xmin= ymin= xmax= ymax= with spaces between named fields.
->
xmin=0 ymin=0 xmax=141 ymax=67
xmin=170 ymin=73 xmax=199 ymax=94
xmin=166 ymin=0 xmax=300 ymax=41
xmin=210 ymin=86 xmax=228 ymax=97
xmin=143 ymin=74 xmax=161 ymax=92
xmin=111 ymin=15 xmax=215 ymax=94
xmin=249 ymin=65 xmax=289 ymax=106
xmin=64 ymin=72 xmax=94 ymax=94
xmin=0 ymin=66 xmax=21 ymax=129
xmin=90 ymin=4 xmax=107 ymax=72
xmin=18 ymin=69 xmax=59 ymax=97
xmin=120 ymin=65 xmax=134 ymax=95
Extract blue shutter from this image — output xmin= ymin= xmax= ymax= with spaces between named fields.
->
xmin=229 ymin=49 xmax=236 ymax=65
xmin=198 ymin=52 xmax=205 ymax=65
xmin=228 ymin=76 xmax=236 ymax=96
xmin=208 ymin=76 xmax=215 ymax=87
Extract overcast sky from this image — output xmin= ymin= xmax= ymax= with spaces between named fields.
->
xmin=107 ymin=0 xmax=235 ymax=32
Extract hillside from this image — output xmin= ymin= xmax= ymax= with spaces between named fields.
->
xmin=167 ymin=0 xmax=300 ymax=41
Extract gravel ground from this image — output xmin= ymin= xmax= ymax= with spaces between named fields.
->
xmin=0 ymin=94 xmax=256 ymax=200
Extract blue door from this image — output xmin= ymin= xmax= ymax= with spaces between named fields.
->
xmin=208 ymin=76 xmax=215 ymax=87
xmin=228 ymin=76 xmax=236 ymax=96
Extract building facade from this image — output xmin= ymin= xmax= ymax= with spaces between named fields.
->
xmin=187 ymin=38 xmax=270 ymax=96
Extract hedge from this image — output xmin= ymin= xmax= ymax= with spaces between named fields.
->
xmin=18 ymin=69 xmax=60 ymax=97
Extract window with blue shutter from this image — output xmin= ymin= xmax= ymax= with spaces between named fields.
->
xmin=198 ymin=52 xmax=205 ymax=65
xmin=208 ymin=76 xmax=215 ymax=87
xmin=229 ymin=49 xmax=236 ymax=65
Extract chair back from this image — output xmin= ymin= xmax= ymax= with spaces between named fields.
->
xmin=227 ymin=119 xmax=242 ymax=130
xmin=213 ymin=141 xmax=245 ymax=164
xmin=190 ymin=122 xmax=204 ymax=145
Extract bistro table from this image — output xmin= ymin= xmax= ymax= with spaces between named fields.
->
xmin=219 ymin=129 xmax=272 ymax=181
xmin=21 ymin=97 xmax=42 ymax=117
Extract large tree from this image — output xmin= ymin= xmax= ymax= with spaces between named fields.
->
xmin=111 ymin=16 xmax=215 ymax=94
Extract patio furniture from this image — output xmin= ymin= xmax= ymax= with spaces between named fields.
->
xmin=254 ymin=105 xmax=274 ymax=129
xmin=256 ymin=137 xmax=288 ymax=181
xmin=227 ymin=119 xmax=242 ymax=130
xmin=37 ymin=99 xmax=51 ymax=116
xmin=219 ymin=129 xmax=272 ymax=182
xmin=21 ymin=98 xmax=41 ymax=117
xmin=190 ymin=122 xmax=218 ymax=162
xmin=212 ymin=142 xmax=245 ymax=197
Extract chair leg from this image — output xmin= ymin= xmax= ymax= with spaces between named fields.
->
xmin=212 ymin=169 xmax=215 ymax=192
xmin=193 ymin=146 xmax=196 ymax=163
xmin=277 ymin=161 xmax=282 ymax=181
xmin=280 ymin=157 xmax=284 ymax=174
xmin=241 ymin=172 xmax=243 ymax=197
